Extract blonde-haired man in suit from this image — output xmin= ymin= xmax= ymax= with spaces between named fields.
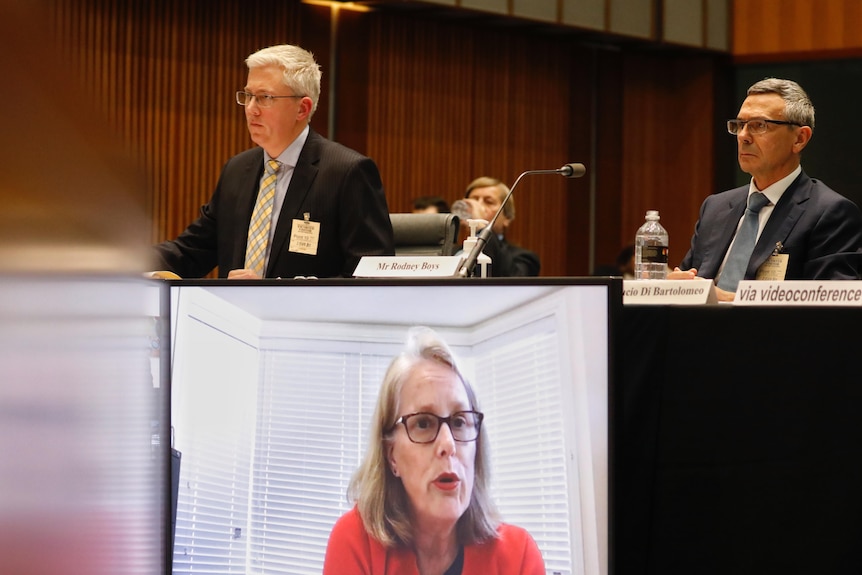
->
xmin=154 ymin=44 xmax=394 ymax=278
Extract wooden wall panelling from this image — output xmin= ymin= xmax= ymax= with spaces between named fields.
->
xmin=364 ymin=12 xmax=584 ymax=276
xmin=710 ymin=56 xmax=738 ymax=196
xmin=591 ymin=48 xmax=626 ymax=274
xmin=1 ymin=2 xmax=152 ymax=272
xmin=470 ymin=27 xmax=576 ymax=277
xmin=733 ymin=0 xmax=862 ymax=58
xmin=620 ymin=52 xmax=717 ymax=269
xmin=300 ymin=3 xmax=333 ymax=141
xmin=365 ymin=14 xmax=479 ymax=213
xmin=564 ymin=45 xmax=599 ymax=276
xmin=332 ymin=8 xmax=369 ymax=155
xmin=49 ymin=0 xmax=305 ymax=251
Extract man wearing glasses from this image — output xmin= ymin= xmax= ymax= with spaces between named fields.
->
xmin=154 ymin=44 xmax=394 ymax=279
xmin=669 ymin=78 xmax=862 ymax=301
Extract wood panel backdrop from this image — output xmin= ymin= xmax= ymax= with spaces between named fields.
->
xmin=50 ymin=0 xmax=854 ymax=277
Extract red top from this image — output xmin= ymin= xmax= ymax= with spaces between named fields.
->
xmin=323 ymin=507 xmax=546 ymax=575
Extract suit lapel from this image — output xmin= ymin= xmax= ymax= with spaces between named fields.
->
xmin=748 ymin=172 xmax=809 ymax=274
xmin=267 ymin=130 xmax=321 ymax=275
xmin=704 ymin=189 xmax=747 ymax=278
xmin=717 ymin=191 xmax=746 ymax=247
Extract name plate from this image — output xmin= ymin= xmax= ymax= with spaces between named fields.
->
xmin=624 ymin=279 xmax=717 ymax=305
xmin=353 ymin=256 xmax=463 ymax=278
xmin=734 ymin=280 xmax=862 ymax=306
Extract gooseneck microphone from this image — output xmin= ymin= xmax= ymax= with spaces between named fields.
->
xmin=456 ymin=163 xmax=586 ymax=277
xmin=558 ymin=163 xmax=587 ymax=178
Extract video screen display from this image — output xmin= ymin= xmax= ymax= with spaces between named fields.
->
xmin=168 ymin=278 xmax=616 ymax=575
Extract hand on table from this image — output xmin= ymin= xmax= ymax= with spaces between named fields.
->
xmin=227 ymin=268 xmax=262 ymax=280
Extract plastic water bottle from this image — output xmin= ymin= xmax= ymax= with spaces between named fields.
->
xmin=450 ymin=199 xmax=473 ymax=222
xmin=634 ymin=210 xmax=669 ymax=279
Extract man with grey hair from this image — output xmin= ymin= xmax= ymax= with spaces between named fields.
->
xmin=154 ymin=44 xmax=394 ymax=278
xmin=670 ymin=77 xmax=862 ymax=300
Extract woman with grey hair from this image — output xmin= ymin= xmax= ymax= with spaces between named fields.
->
xmin=323 ymin=326 xmax=545 ymax=575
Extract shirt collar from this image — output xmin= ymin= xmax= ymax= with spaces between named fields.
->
xmin=748 ymin=165 xmax=801 ymax=206
xmin=264 ymin=125 xmax=309 ymax=169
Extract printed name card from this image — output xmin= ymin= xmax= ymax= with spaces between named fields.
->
xmin=623 ymin=279 xmax=717 ymax=305
xmin=734 ymin=280 xmax=862 ymax=306
xmin=353 ymin=256 xmax=463 ymax=278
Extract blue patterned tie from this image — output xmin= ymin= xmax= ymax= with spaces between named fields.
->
xmin=717 ymin=192 xmax=770 ymax=291
xmin=244 ymin=160 xmax=280 ymax=276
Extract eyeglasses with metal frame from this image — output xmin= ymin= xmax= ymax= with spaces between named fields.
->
xmin=235 ymin=90 xmax=303 ymax=108
xmin=390 ymin=410 xmax=484 ymax=444
xmin=727 ymin=118 xmax=804 ymax=135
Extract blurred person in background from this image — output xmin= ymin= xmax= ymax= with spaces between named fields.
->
xmin=412 ymin=195 xmax=450 ymax=214
xmin=451 ymin=177 xmax=540 ymax=277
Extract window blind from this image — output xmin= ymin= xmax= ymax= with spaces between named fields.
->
xmin=472 ymin=318 xmax=578 ymax=575
xmin=172 ymin=318 xmax=259 ymax=574
xmin=247 ymin=348 xmax=390 ymax=575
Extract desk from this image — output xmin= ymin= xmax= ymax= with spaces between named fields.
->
xmin=617 ymin=305 xmax=862 ymax=574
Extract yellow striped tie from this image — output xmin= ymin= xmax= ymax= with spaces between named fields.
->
xmin=244 ymin=160 xmax=280 ymax=276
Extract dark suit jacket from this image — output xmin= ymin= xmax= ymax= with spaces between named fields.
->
xmin=679 ymin=171 xmax=862 ymax=281
xmin=484 ymin=234 xmax=541 ymax=277
xmin=153 ymin=129 xmax=395 ymax=278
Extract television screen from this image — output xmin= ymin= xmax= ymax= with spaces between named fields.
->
xmin=167 ymin=278 xmax=617 ymax=575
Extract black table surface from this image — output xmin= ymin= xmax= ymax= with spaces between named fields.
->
xmin=616 ymin=304 xmax=862 ymax=575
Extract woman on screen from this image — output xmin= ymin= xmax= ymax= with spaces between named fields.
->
xmin=323 ymin=326 xmax=545 ymax=575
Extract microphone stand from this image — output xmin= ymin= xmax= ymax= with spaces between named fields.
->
xmin=456 ymin=164 xmax=584 ymax=278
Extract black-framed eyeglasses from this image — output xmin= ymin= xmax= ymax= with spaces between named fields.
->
xmin=391 ymin=410 xmax=484 ymax=444
xmin=727 ymin=118 xmax=803 ymax=135
xmin=235 ymin=90 xmax=303 ymax=108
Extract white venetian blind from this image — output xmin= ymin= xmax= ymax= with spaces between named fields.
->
xmin=172 ymin=317 xmax=259 ymax=574
xmin=247 ymin=342 xmax=391 ymax=575
xmin=472 ymin=316 xmax=579 ymax=575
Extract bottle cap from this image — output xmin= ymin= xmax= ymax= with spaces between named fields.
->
xmin=467 ymin=219 xmax=489 ymax=238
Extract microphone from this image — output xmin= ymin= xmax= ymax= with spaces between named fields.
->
xmin=456 ymin=163 xmax=586 ymax=277
xmin=559 ymin=163 xmax=586 ymax=178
